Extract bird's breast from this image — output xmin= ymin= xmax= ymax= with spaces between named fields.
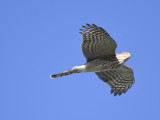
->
xmin=84 ymin=59 xmax=122 ymax=72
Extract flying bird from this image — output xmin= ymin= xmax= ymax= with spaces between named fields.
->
xmin=50 ymin=24 xmax=135 ymax=96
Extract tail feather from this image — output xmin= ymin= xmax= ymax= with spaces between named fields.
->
xmin=50 ymin=65 xmax=86 ymax=79
xmin=50 ymin=69 xmax=78 ymax=79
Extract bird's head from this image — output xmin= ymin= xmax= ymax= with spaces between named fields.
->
xmin=116 ymin=52 xmax=131 ymax=64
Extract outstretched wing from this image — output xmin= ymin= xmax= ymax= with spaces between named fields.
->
xmin=80 ymin=24 xmax=117 ymax=62
xmin=95 ymin=65 xmax=135 ymax=96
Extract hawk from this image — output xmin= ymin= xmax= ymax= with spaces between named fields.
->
xmin=50 ymin=24 xmax=135 ymax=96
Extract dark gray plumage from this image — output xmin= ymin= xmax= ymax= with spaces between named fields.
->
xmin=50 ymin=24 xmax=135 ymax=96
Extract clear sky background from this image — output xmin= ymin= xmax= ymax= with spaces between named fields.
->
xmin=1 ymin=0 xmax=160 ymax=120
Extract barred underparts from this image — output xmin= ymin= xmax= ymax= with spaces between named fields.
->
xmin=50 ymin=24 xmax=135 ymax=96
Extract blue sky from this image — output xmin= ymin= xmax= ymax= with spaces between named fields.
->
xmin=1 ymin=0 xmax=160 ymax=120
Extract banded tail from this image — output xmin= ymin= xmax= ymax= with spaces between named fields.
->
xmin=50 ymin=65 xmax=86 ymax=79
xmin=50 ymin=69 xmax=78 ymax=79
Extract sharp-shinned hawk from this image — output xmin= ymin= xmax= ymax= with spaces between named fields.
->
xmin=50 ymin=24 xmax=135 ymax=96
